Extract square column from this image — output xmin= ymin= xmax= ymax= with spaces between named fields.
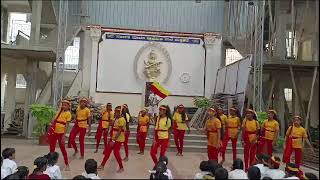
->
xmin=3 ymin=65 xmax=16 ymax=131
xmin=89 ymin=26 xmax=101 ymax=100
xmin=204 ymin=33 xmax=222 ymax=98
xmin=30 ymin=0 xmax=42 ymax=45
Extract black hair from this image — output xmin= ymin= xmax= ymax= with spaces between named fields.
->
xmin=199 ymin=161 xmax=210 ymax=172
xmin=85 ymin=159 xmax=98 ymax=174
xmin=214 ymin=167 xmax=228 ymax=180
xmin=262 ymin=177 xmax=273 ymax=180
xmin=4 ymin=166 xmax=29 ymax=180
xmin=31 ymin=156 xmax=48 ymax=175
xmin=72 ymin=175 xmax=90 ymax=180
xmin=305 ymin=173 xmax=319 ymax=180
xmin=2 ymin=148 xmax=15 ymax=159
xmin=247 ymin=166 xmax=261 ymax=180
xmin=159 ymin=156 xmax=168 ymax=165
xmin=150 ymin=161 xmax=168 ymax=180
xmin=232 ymin=158 xmax=244 ymax=170
xmin=262 ymin=154 xmax=270 ymax=166
xmin=207 ymin=160 xmax=221 ymax=176
xmin=256 ymin=154 xmax=264 ymax=162
xmin=45 ymin=151 xmax=59 ymax=166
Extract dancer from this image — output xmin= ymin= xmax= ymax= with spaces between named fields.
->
xmin=48 ymin=100 xmax=71 ymax=170
xmin=220 ymin=107 xmax=241 ymax=164
xmin=258 ymin=109 xmax=279 ymax=156
xmin=217 ymin=107 xmax=227 ymax=129
xmin=203 ymin=108 xmax=222 ymax=161
xmin=242 ymin=108 xmax=260 ymax=171
xmin=172 ymin=104 xmax=190 ymax=156
xmin=98 ymin=106 xmax=126 ymax=173
xmin=68 ymin=98 xmax=91 ymax=159
xmin=95 ymin=103 xmax=114 ymax=153
xmin=283 ymin=116 xmax=311 ymax=167
xmin=137 ymin=109 xmax=150 ymax=154
xmin=122 ymin=104 xmax=131 ymax=162
xmin=150 ymin=105 xmax=172 ymax=164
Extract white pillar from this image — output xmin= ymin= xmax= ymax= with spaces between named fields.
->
xmin=89 ymin=26 xmax=101 ymax=100
xmin=4 ymin=66 xmax=16 ymax=130
xmin=78 ymin=30 xmax=91 ymax=97
xmin=204 ymin=33 xmax=223 ymax=98
xmin=23 ymin=60 xmax=37 ymax=138
xmin=30 ymin=0 xmax=42 ymax=45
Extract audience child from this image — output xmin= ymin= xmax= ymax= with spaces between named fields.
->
xmin=264 ymin=156 xmax=285 ymax=179
xmin=260 ymin=154 xmax=270 ymax=178
xmin=1 ymin=157 xmax=5 ymax=179
xmin=149 ymin=161 xmax=169 ymax=180
xmin=228 ymin=158 xmax=247 ymax=179
xmin=82 ymin=159 xmax=100 ymax=179
xmin=194 ymin=161 xmax=212 ymax=179
xmin=247 ymin=166 xmax=261 ymax=180
xmin=207 ymin=160 xmax=222 ymax=178
xmin=44 ymin=152 xmax=62 ymax=179
xmin=28 ymin=156 xmax=51 ymax=179
xmin=284 ymin=163 xmax=300 ymax=179
xmin=254 ymin=154 xmax=267 ymax=176
xmin=214 ymin=168 xmax=228 ymax=180
xmin=158 ymin=156 xmax=173 ymax=179
xmin=3 ymin=166 xmax=29 ymax=180
xmin=262 ymin=177 xmax=273 ymax=180
xmin=1 ymin=148 xmax=17 ymax=179
xmin=72 ymin=175 xmax=90 ymax=179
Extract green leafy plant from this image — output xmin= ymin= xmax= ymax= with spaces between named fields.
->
xmin=256 ymin=111 xmax=267 ymax=125
xmin=277 ymin=136 xmax=285 ymax=147
xmin=193 ymin=97 xmax=214 ymax=108
xmin=30 ymin=104 xmax=56 ymax=137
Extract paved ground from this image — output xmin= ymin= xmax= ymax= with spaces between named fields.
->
xmin=1 ymin=137 xmax=319 ymax=179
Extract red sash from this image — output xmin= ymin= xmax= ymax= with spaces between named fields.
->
xmin=47 ymin=110 xmax=63 ymax=143
xmin=283 ymin=126 xmax=293 ymax=163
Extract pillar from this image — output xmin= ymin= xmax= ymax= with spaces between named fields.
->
xmin=89 ymin=26 xmax=101 ymax=100
xmin=1 ymin=6 xmax=8 ymax=42
xmin=4 ymin=65 xmax=17 ymax=131
xmin=204 ymin=33 xmax=223 ymax=97
xmin=78 ymin=30 xmax=91 ymax=97
xmin=23 ymin=60 xmax=37 ymax=138
xmin=274 ymin=1 xmax=287 ymax=59
xmin=30 ymin=0 xmax=42 ymax=45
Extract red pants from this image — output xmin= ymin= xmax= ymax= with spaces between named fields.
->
xmin=123 ymin=131 xmax=130 ymax=158
xmin=221 ymin=136 xmax=237 ymax=161
xmin=150 ymin=139 xmax=169 ymax=164
xmin=243 ymin=141 xmax=257 ymax=171
xmin=207 ymin=145 xmax=219 ymax=161
xmin=95 ymin=126 xmax=108 ymax=151
xmin=258 ymin=138 xmax=273 ymax=156
xmin=137 ymin=131 xmax=147 ymax=152
xmin=50 ymin=133 xmax=69 ymax=165
xmin=68 ymin=124 xmax=86 ymax=157
xmin=173 ymin=129 xmax=185 ymax=154
xmin=283 ymin=147 xmax=302 ymax=167
xmin=101 ymin=141 xmax=123 ymax=169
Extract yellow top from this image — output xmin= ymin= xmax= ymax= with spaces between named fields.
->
xmin=54 ymin=111 xmax=72 ymax=134
xmin=263 ymin=119 xmax=279 ymax=140
xmin=155 ymin=117 xmax=171 ymax=139
xmin=76 ymin=107 xmax=91 ymax=128
xmin=225 ymin=116 xmax=241 ymax=138
xmin=138 ymin=115 xmax=150 ymax=132
xmin=220 ymin=114 xmax=228 ymax=126
xmin=173 ymin=112 xmax=189 ymax=130
xmin=205 ymin=118 xmax=221 ymax=147
xmin=101 ymin=111 xmax=114 ymax=129
xmin=242 ymin=119 xmax=259 ymax=143
xmin=112 ymin=117 xmax=126 ymax=142
xmin=286 ymin=126 xmax=307 ymax=148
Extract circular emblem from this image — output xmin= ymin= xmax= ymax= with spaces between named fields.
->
xmin=180 ymin=73 xmax=191 ymax=83
xmin=134 ymin=42 xmax=172 ymax=83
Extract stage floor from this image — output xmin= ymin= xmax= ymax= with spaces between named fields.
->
xmin=1 ymin=137 xmax=318 ymax=179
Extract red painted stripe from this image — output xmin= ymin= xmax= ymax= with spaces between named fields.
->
xmin=150 ymin=85 xmax=167 ymax=99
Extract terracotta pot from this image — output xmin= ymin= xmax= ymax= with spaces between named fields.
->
xmin=38 ymin=134 xmax=48 ymax=145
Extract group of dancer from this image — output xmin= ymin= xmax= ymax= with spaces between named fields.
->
xmin=47 ymin=98 xmax=311 ymax=173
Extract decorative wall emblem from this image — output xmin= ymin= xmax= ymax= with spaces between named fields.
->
xmin=134 ymin=42 xmax=172 ymax=83
xmin=180 ymin=72 xmax=191 ymax=83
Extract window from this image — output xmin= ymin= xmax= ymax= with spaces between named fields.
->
xmin=16 ymin=74 xmax=27 ymax=88
xmin=286 ymin=31 xmax=297 ymax=58
xmin=8 ymin=13 xmax=31 ymax=43
xmin=225 ymin=48 xmax=243 ymax=65
xmin=284 ymin=88 xmax=292 ymax=101
xmin=64 ymin=37 xmax=80 ymax=70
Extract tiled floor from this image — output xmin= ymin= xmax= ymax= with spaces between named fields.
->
xmin=1 ymin=137 xmax=318 ymax=179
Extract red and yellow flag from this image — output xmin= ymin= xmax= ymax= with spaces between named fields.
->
xmin=150 ymin=82 xmax=170 ymax=99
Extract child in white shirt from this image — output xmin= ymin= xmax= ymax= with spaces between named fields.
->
xmin=44 ymin=152 xmax=62 ymax=179
xmin=82 ymin=159 xmax=100 ymax=179
xmin=228 ymin=159 xmax=247 ymax=179
xmin=158 ymin=156 xmax=173 ymax=179
xmin=264 ymin=156 xmax=285 ymax=179
xmin=1 ymin=148 xmax=17 ymax=179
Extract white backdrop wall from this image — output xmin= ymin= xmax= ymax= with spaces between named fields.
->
xmin=96 ymin=33 xmax=205 ymax=96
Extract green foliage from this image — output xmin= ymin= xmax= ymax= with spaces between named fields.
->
xmin=309 ymin=126 xmax=319 ymax=142
xmin=193 ymin=97 xmax=214 ymax=108
xmin=256 ymin=111 xmax=267 ymax=125
xmin=30 ymin=104 xmax=56 ymax=137
xmin=277 ymin=136 xmax=285 ymax=147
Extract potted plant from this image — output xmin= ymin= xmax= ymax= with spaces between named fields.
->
xmin=30 ymin=104 xmax=56 ymax=145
